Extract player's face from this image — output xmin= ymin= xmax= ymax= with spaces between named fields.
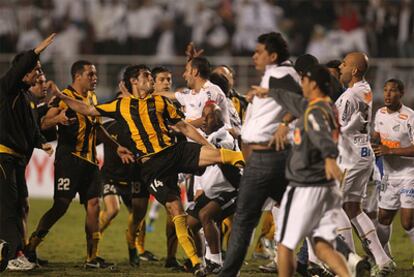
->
xmin=78 ymin=65 xmax=98 ymax=91
xmin=383 ymin=82 xmax=402 ymax=108
xmin=339 ymin=56 xmax=353 ymax=85
xmin=183 ymin=61 xmax=196 ymax=89
xmin=201 ymin=107 xmax=218 ymax=135
xmin=253 ymin=43 xmax=276 ymax=72
xmin=154 ymin=72 xmax=172 ymax=93
xmin=30 ymin=74 xmax=48 ymax=100
xmin=301 ymin=76 xmax=312 ymax=99
xmin=213 ymin=66 xmax=234 ymax=89
xmin=137 ymin=69 xmax=154 ymax=95
xmin=24 ymin=61 xmax=42 ymax=86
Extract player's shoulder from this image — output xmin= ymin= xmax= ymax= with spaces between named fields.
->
xmin=399 ymin=105 xmax=414 ymax=121
xmin=376 ymin=106 xmax=387 ymax=115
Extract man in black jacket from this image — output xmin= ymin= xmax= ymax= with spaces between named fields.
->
xmin=0 ymin=34 xmax=55 ymax=269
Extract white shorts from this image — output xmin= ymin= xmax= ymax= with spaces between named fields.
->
xmin=340 ymin=159 xmax=373 ymax=203
xmin=362 ymin=180 xmax=379 ymax=213
xmin=276 ymin=185 xmax=342 ymax=250
xmin=379 ymin=177 xmax=414 ymax=210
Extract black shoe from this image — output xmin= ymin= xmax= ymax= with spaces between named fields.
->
xmin=128 ymin=248 xmax=140 ymax=267
xmin=204 ymin=259 xmax=222 ymax=275
xmin=24 ymin=248 xmax=37 ymax=264
xmin=193 ymin=263 xmax=207 ymax=277
xmin=139 ymin=250 xmax=159 ymax=261
xmin=183 ymin=258 xmax=193 ymax=272
xmin=165 ymin=257 xmax=185 ymax=271
xmin=0 ymin=240 xmax=9 ymax=272
xmin=296 ymin=261 xmax=311 ymax=277
xmin=84 ymin=257 xmax=115 ymax=269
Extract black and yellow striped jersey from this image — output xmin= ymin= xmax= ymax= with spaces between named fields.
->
xmin=52 ymin=86 xmax=100 ymax=164
xmin=230 ymin=89 xmax=248 ymax=123
xmin=95 ymin=94 xmax=182 ymax=158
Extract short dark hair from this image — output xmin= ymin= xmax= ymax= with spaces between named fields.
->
xmin=12 ymin=52 xmax=37 ymax=72
xmin=385 ymin=78 xmax=404 ymax=93
xmin=304 ymin=65 xmax=333 ymax=96
xmin=257 ymin=32 xmax=290 ymax=64
xmin=326 ymin=59 xmax=341 ymax=70
xmin=210 ymin=72 xmax=230 ymax=96
xmin=122 ymin=64 xmax=150 ymax=92
xmin=71 ymin=60 xmax=93 ymax=81
xmin=190 ymin=57 xmax=211 ymax=79
xmin=216 ymin=64 xmax=235 ymax=76
xmin=295 ymin=54 xmax=319 ymax=75
xmin=151 ymin=66 xmax=171 ymax=80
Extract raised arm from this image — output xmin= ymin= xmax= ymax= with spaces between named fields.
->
xmin=172 ymin=120 xmax=214 ymax=149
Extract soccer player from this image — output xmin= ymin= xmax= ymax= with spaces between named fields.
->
xmin=253 ymin=64 xmax=351 ymax=277
xmin=372 ymin=79 xmax=414 ymax=265
xmin=187 ymin=103 xmax=239 ymax=274
xmin=219 ymin=32 xmax=300 ymax=277
xmin=51 ymin=64 xmax=244 ymax=276
xmin=334 ymin=52 xmax=395 ymax=275
xmin=25 ymin=60 xmax=114 ymax=269
xmin=0 ymin=34 xmax=55 ymax=270
xmin=98 ymin=89 xmax=158 ymax=267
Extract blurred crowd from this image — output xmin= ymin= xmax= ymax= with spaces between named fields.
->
xmin=0 ymin=0 xmax=413 ymax=61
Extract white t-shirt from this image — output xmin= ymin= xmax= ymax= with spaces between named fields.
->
xmin=374 ymin=105 xmax=414 ymax=180
xmin=241 ymin=62 xmax=300 ymax=144
xmin=199 ymin=126 xmax=238 ymax=199
xmin=335 ymin=80 xmax=373 ymax=167
xmin=175 ymin=80 xmax=231 ymax=128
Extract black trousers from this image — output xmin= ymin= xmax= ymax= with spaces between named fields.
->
xmin=219 ymin=149 xmax=290 ymax=277
xmin=0 ymin=154 xmax=25 ymax=260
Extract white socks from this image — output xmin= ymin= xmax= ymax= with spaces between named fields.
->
xmin=336 ymin=208 xmax=356 ymax=252
xmin=405 ymin=227 xmax=414 ymax=244
xmin=376 ymin=223 xmax=392 ymax=257
xmin=205 ymin=243 xmax=222 ymax=265
xmin=351 ymin=212 xmax=391 ymax=265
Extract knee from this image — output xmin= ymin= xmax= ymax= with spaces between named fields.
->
xmin=53 ymin=198 xmax=71 ymax=215
xmin=342 ymin=202 xmax=361 ymax=219
xmin=401 ymin=218 xmax=414 ymax=231
xmin=378 ymin=210 xmax=393 ymax=225
xmin=106 ymin=206 xmax=120 ymax=220
xmin=198 ymin=209 xmax=213 ymax=226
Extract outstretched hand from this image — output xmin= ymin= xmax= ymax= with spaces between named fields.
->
xmin=117 ymin=146 xmax=135 ymax=164
xmin=34 ymin=33 xmax=56 ymax=55
xmin=185 ymin=42 xmax=204 ymax=61
xmin=41 ymin=143 xmax=54 ymax=156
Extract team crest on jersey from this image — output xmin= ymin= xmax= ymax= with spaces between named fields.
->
xmin=392 ymin=124 xmax=400 ymax=132
xmin=293 ymin=128 xmax=301 ymax=145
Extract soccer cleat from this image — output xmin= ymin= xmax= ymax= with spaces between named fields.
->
xmin=370 ymin=260 xmax=396 ymax=277
xmin=0 ymin=240 xmax=9 ymax=272
xmin=308 ymin=262 xmax=335 ymax=277
xmin=252 ymin=251 xmax=271 ymax=260
xmin=347 ymin=253 xmax=370 ymax=277
xmin=296 ymin=261 xmax=311 ymax=277
xmin=84 ymin=256 xmax=116 ymax=269
xmin=193 ymin=263 xmax=207 ymax=277
xmin=139 ymin=250 xmax=159 ymax=261
xmin=259 ymin=260 xmax=278 ymax=273
xmin=204 ymin=259 xmax=222 ymax=275
xmin=7 ymin=254 xmax=36 ymax=271
xmin=260 ymin=237 xmax=276 ymax=259
xmin=128 ymin=248 xmax=140 ymax=267
xmin=164 ymin=257 xmax=185 ymax=271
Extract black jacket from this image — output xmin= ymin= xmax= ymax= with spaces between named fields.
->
xmin=0 ymin=50 xmax=46 ymax=161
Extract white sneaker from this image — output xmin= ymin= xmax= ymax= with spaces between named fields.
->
xmin=261 ymin=237 xmax=276 ymax=259
xmin=348 ymin=253 xmax=370 ymax=277
xmin=7 ymin=255 xmax=36 ymax=271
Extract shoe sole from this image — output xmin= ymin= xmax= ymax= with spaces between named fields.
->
xmin=0 ymin=243 xmax=9 ymax=272
xmin=259 ymin=266 xmax=277 ymax=273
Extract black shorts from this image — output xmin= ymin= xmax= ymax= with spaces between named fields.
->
xmin=141 ymin=142 xmax=202 ymax=205
xmin=101 ymin=177 xmax=149 ymax=210
xmin=187 ymin=191 xmax=237 ymax=221
xmin=54 ymin=154 xmax=100 ymax=204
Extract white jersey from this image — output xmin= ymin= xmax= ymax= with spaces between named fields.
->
xmin=374 ymin=105 xmax=414 ymax=180
xmin=175 ymin=80 xmax=231 ymax=128
xmin=335 ymin=80 xmax=373 ymax=167
xmin=199 ymin=126 xmax=237 ymax=199
xmin=241 ymin=62 xmax=300 ymax=144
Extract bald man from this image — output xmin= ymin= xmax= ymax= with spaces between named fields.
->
xmin=335 ymin=52 xmax=395 ymax=275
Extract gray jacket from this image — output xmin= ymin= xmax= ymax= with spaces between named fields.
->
xmin=268 ymin=88 xmax=339 ymax=186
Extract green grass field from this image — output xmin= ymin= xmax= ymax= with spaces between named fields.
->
xmin=2 ymin=199 xmax=413 ymax=276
